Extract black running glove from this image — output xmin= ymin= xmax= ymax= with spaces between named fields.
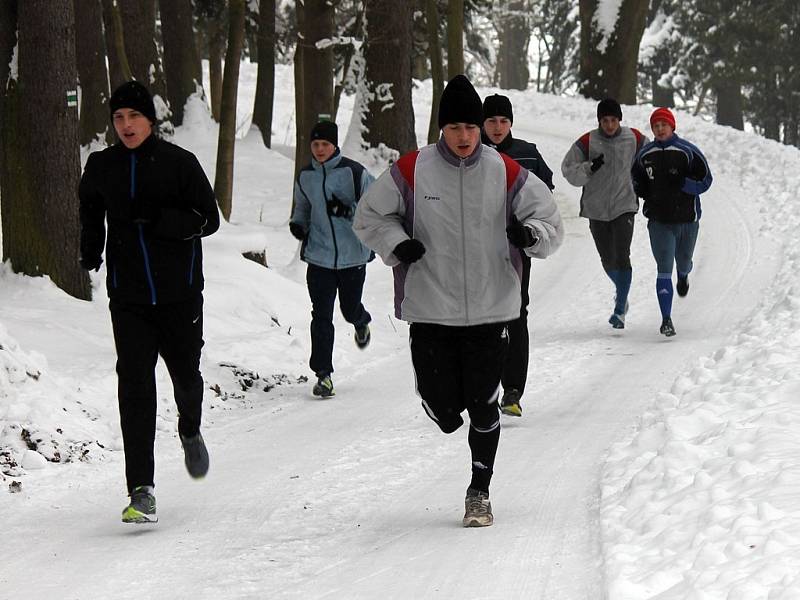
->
xmin=327 ymin=194 xmax=353 ymax=218
xmin=289 ymin=222 xmax=306 ymax=241
xmin=393 ymin=239 xmax=426 ymax=264
xmin=506 ymin=218 xmax=538 ymax=249
xmin=79 ymin=256 xmax=103 ymax=272
xmin=590 ymin=153 xmax=605 ymax=173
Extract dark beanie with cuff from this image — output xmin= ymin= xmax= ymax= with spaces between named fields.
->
xmin=109 ymin=80 xmax=157 ymax=123
xmin=438 ymin=75 xmax=483 ymax=129
xmin=310 ymin=121 xmax=338 ymax=146
xmin=483 ymin=94 xmax=514 ymax=123
xmin=597 ymin=98 xmax=623 ymax=121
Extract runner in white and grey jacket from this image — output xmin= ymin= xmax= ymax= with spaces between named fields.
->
xmin=353 ymin=74 xmax=564 ymax=528
xmin=561 ymin=98 xmax=648 ymax=330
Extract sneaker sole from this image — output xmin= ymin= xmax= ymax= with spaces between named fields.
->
xmin=463 ymin=516 xmax=494 ymax=527
xmin=500 ymin=404 xmax=522 ymax=417
xmin=122 ymin=510 xmax=158 ymax=524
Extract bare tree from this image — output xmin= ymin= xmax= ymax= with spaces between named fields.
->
xmin=75 ymin=0 xmax=111 ymax=147
xmin=117 ymin=0 xmax=169 ymax=115
xmin=195 ymin=0 xmax=227 ymax=121
xmin=447 ymin=0 xmax=464 ymax=78
xmin=214 ymin=0 xmax=246 ymax=221
xmin=579 ymin=0 xmax=648 ymax=103
xmin=252 ymin=0 xmax=276 ymax=147
xmin=1 ymin=1 xmax=90 ymax=300
xmin=160 ymin=0 xmax=201 ymax=126
xmin=496 ymin=1 xmax=530 ymax=90
xmin=426 ymin=0 xmax=445 ymax=144
xmin=295 ymin=0 xmax=335 ymax=176
xmin=362 ymin=0 xmax=416 ymax=158
xmin=102 ymin=0 xmax=128 ymax=91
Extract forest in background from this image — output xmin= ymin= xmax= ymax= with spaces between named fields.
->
xmin=0 ymin=0 xmax=797 ymax=302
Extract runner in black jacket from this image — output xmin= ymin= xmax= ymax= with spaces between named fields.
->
xmin=79 ymin=81 xmax=220 ymax=524
xmin=481 ymin=94 xmax=555 ymax=418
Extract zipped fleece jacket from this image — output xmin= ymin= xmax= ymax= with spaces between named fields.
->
xmin=560 ymin=126 xmax=647 ymax=221
xmin=353 ymin=139 xmax=564 ymax=326
xmin=291 ymin=149 xmax=375 ymax=270
xmin=632 ymin=133 xmax=713 ymax=223
xmin=79 ymin=134 xmax=220 ymax=305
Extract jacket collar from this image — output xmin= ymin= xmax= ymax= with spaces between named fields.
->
xmin=655 ymin=133 xmax=679 ymax=148
xmin=312 ymin=148 xmax=342 ymax=170
xmin=436 ymin=136 xmax=483 ymax=167
xmin=122 ymin=132 xmax=159 ymax=158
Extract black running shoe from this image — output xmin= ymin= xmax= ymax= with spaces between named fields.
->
xmin=660 ymin=317 xmax=676 ymax=337
xmin=676 ymin=276 xmax=689 ymax=297
xmin=354 ymin=324 xmax=371 ymax=349
xmin=180 ymin=432 xmax=209 ymax=479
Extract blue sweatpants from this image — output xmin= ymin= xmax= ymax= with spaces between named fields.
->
xmin=647 ymin=220 xmax=699 ymax=318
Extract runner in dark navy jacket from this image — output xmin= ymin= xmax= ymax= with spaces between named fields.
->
xmin=79 ymin=81 xmax=220 ymax=523
xmin=481 ymin=94 xmax=554 ymax=417
xmin=632 ymin=107 xmax=713 ymax=337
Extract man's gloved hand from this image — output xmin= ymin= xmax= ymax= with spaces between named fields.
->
xmin=590 ymin=153 xmax=605 ymax=173
xmin=326 ymin=194 xmax=353 ymax=218
xmin=393 ymin=239 xmax=426 ymax=264
xmin=289 ymin=222 xmax=306 ymax=241
xmin=506 ymin=217 xmax=538 ymax=249
xmin=79 ymin=256 xmax=103 ymax=272
xmin=131 ymin=197 xmax=161 ymax=225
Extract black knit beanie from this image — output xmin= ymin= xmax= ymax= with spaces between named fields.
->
xmin=597 ymin=98 xmax=622 ymax=121
xmin=483 ymin=94 xmax=513 ymax=123
xmin=109 ymin=80 xmax=157 ymax=123
xmin=310 ymin=121 xmax=338 ymax=146
xmin=438 ymin=75 xmax=483 ymax=129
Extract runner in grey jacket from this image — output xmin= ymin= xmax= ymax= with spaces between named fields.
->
xmin=561 ymin=98 xmax=647 ymax=329
xmin=353 ymin=75 xmax=563 ymax=528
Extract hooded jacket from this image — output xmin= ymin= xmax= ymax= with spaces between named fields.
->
xmin=79 ymin=134 xmax=220 ymax=305
xmin=353 ymin=138 xmax=564 ymax=326
xmin=291 ymin=149 xmax=374 ymax=270
xmin=561 ymin=126 xmax=647 ymax=221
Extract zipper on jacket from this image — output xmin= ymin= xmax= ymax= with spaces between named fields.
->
xmin=131 ymin=153 xmax=157 ymax=305
xmin=459 ymin=159 xmax=469 ymax=322
xmin=188 ymin=238 xmax=197 ymax=286
xmin=322 ymin=161 xmax=340 ymax=269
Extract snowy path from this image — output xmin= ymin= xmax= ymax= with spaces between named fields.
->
xmin=2 ymin=160 xmax=779 ymax=600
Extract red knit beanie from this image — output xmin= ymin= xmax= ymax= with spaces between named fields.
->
xmin=650 ymin=107 xmax=676 ymax=130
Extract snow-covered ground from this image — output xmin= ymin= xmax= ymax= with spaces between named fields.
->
xmin=2 ymin=62 xmax=800 ymax=599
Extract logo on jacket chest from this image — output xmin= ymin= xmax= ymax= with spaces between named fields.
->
xmin=423 ymin=194 xmax=441 ymax=202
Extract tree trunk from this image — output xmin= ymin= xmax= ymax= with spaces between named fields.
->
xmin=713 ymin=79 xmax=744 ymax=130
xmin=75 ymin=0 xmax=110 ymax=147
xmin=101 ymin=0 xmax=126 ymax=91
xmin=579 ymin=0 xmax=647 ymax=103
xmin=293 ymin=3 xmax=305 ymax=186
xmin=296 ymin=0 xmax=334 ymax=175
xmin=252 ymin=0 xmax=276 ymax=147
xmin=426 ymin=0 xmax=444 ymax=144
xmin=159 ymin=0 xmax=201 ymax=126
xmin=447 ymin=0 xmax=464 ymax=78
xmin=213 ymin=0 xmax=245 ymax=221
xmin=362 ymin=0 xmax=416 ymax=158
xmin=2 ymin=1 xmax=90 ymax=300
xmin=0 ymin=0 xmax=18 ymax=200
xmin=208 ymin=19 xmax=225 ymax=121
xmin=496 ymin=1 xmax=530 ymax=90
xmin=117 ymin=0 xmax=168 ymax=117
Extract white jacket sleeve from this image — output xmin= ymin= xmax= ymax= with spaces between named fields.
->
xmin=512 ymin=172 xmax=565 ymax=259
xmin=560 ymin=142 xmax=593 ymax=188
xmin=352 ymin=168 xmax=411 ymax=267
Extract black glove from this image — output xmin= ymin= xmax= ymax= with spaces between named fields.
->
xmin=590 ymin=153 xmax=605 ymax=173
xmin=289 ymin=222 xmax=306 ymax=241
xmin=506 ymin=217 xmax=538 ymax=249
xmin=79 ymin=256 xmax=103 ymax=272
xmin=393 ymin=239 xmax=426 ymax=264
xmin=131 ymin=197 xmax=160 ymax=225
xmin=326 ymin=194 xmax=353 ymax=218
